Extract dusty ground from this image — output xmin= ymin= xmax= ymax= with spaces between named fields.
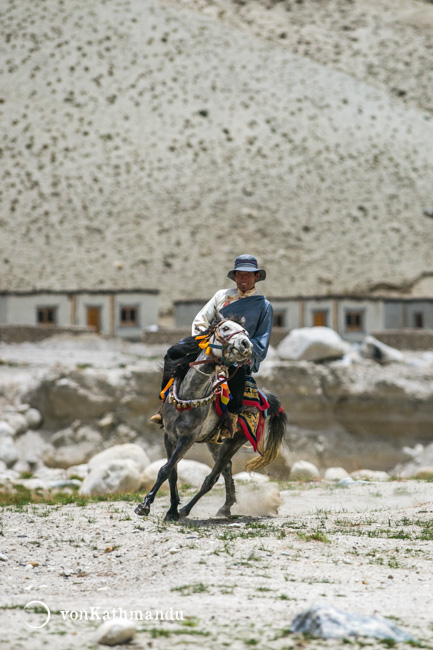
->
xmin=1 ymin=479 xmax=433 ymax=649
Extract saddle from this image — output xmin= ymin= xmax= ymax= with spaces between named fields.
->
xmin=213 ymin=376 xmax=269 ymax=454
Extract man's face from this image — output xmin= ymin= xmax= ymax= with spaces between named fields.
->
xmin=234 ymin=270 xmax=259 ymax=293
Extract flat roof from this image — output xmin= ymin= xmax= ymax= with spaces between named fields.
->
xmin=0 ymin=288 xmax=159 ymax=296
xmin=174 ymin=295 xmax=433 ymax=305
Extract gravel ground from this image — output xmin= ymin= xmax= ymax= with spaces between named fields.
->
xmin=1 ymin=479 xmax=433 ymax=649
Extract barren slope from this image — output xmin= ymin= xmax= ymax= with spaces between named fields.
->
xmin=1 ymin=0 xmax=433 ymax=310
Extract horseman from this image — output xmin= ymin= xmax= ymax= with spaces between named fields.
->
xmin=151 ymin=254 xmax=274 ymax=438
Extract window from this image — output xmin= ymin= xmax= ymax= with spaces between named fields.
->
xmin=37 ymin=306 xmax=57 ymax=325
xmin=120 ymin=306 xmax=139 ymax=327
xmin=273 ymin=310 xmax=286 ymax=328
xmin=413 ymin=312 xmax=424 ymax=329
xmin=313 ymin=310 xmax=328 ymax=327
xmin=345 ymin=310 xmax=364 ymax=332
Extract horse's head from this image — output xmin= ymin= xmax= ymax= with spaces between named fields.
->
xmin=209 ymin=315 xmax=252 ymax=365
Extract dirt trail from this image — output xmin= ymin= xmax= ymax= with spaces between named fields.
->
xmin=1 ymin=480 xmax=433 ymax=649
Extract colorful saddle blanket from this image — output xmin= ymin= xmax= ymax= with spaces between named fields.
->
xmin=215 ymin=376 xmax=269 ymax=456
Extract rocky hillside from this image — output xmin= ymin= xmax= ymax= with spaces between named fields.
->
xmin=1 ymin=0 xmax=433 ymax=311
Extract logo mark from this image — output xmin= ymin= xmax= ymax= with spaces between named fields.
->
xmin=24 ymin=601 xmax=51 ymax=628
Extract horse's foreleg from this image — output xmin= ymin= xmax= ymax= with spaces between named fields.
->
xmin=164 ymin=434 xmax=181 ymax=522
xmin=134 ymin=434 xmax=194 ymax=517
xmin=207 ymin=443 xmax=237 ymax=518
xmin=179 ymin=433 xmax=245 ymax=518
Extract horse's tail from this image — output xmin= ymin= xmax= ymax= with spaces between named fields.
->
xmin=245 ymin=392 xmax=287 ymax=473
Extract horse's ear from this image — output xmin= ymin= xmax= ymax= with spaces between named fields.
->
xmin=213 ymin=309 xmax=223 ymax=324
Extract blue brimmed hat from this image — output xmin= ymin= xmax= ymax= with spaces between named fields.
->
xmin=227 ymin=254 xmax=266 ymax=282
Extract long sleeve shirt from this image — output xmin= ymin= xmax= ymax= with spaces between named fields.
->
xmin=192 ymin=288 xmax=273 ymax=372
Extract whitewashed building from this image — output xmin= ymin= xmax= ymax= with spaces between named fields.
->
xmin=174 ymin=295 xmax=433 ymax=343
xmin=0 ymin=289 xmax=159 ymax=340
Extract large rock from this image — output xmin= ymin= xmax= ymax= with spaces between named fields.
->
xmin=3 ymin=412 xmax=28 ymax=435
xmin=291 ymin=604 xmax=416 ymax=642
xmin=43 ymin=425 xmax=104 ymax=469
xmin=95 ymin=619 xmax=136 ymax=646
xmin=360 ymin=335 xmax=404 ymax=364
xmin=88 ymin=443 xmax=150 ymax=473
xmin=393 ymin=442 xmax=433 ymax=478
xmin=278 ymin=327 xmax=350 ymax=362
xmin=0 ymin=436 xmax=19 ymax=467
xmin=323 ymin=467 xmax=350 ymax=481
xmin=25 ymin=367 xmax=160 ymax=429
xmin=0 ymin=421 xmax=15 ymax=438
xmin=351 ymin=469 xmax=390 ymax=481
xmin=78 ymin=459 xmax=142 ymax=496
xmin=25 ymin=408 xmax=43 ymax=429
xmin=290 ymin=460 xmax=320 ymax=481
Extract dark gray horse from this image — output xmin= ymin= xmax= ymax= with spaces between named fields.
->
xmin=134 ymin=316 xmax=287 ymax=521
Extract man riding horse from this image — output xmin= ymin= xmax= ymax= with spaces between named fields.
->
xmin=151 ymin=254 xmax=273 ymax=438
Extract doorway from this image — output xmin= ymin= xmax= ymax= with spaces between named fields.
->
xmin=86 ymin=306 xmax=101 ymax=333
xmin=312 ymin=310 xmax=328 ymax=327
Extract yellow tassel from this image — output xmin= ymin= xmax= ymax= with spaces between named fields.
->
xmin=160 ymin=377 xmax=174 ymax=401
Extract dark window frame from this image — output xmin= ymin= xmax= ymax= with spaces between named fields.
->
xmin=120 ymin=305 xmax=139 ymax=328
xmin=36 ymin=306 xmax=57 ymax=326
xmin=413 ymin=312 xmax=424 ymax=329
xmin=345 ymin=309 xmax=365 ymax=332
xmin=273 ymin=310 xmax=286 ymax=328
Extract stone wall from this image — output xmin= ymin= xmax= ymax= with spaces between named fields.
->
xmin=0 ymin=325 xmax=96 ymax=344
xmin=373 ymin=329 xmax=433 ymax=351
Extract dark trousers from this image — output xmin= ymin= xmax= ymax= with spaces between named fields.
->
xmin=161 ymin=339 xmax=247 ymax=414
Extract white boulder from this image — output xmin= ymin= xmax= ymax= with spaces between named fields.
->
xmin=4 ymin=413 xmax=28 ymax=435
xmin=141 ymin=458 xmax=212 ymax=489
xmin=0 ymin=436 xmax=19 ymax=467
xmin=324 ymin=467 xmax=350 ymax=481
xmin=233 ymin=471 xmax=270 ymax=483
xmin=95 ymin=618 xmax=136 ymax=646
xmin=25 ymin=408 xmax=43 ymax=429
xmin=79 ymin=459 xmax=142 ymax=496
xmin=290 ymin=460 xmax=321 ymax=481
xmin=278 ymin=327 xmax=350 ymax=362
xmin=88 ymin=443 xmax=150 ymax=473
xmin=44 ymin=425 xmax=104 ymax=469
xmin=351 ymin=469 xmax=390 ymax=481
xmin=360 ymin=335 xmax=404 ymax=364
xmin=0 ymin=421 xmax=15 ymax=438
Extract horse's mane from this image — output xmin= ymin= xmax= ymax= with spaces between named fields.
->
xmin=221 ymin=313 xmax=246 ymax=327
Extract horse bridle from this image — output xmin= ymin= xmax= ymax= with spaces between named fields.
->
xmin=168 ymin=320 xmax=251 ymax=411
xmin=209 ymin=318 xmax=249 ymax=351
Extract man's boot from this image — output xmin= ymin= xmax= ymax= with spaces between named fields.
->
xmin=150 ymin=409 xmax=163 ymax=426
xmin=219 ymin=412 xmax=238 ymax=440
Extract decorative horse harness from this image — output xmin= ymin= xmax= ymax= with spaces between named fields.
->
xmin=167 ymin=319 xmax=250 ymax=412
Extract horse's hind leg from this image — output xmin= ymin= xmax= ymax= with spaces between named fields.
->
xmin=207 ymin=443 xmax=236 ymax=518
xmin=134 ymin=434 xmax=194 ymax=517
xmin=179 ymin=433 xmax=245 ymax=518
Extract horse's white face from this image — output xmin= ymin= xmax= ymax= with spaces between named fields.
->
xmin=211 ymin=319 xmax=252 ymax=365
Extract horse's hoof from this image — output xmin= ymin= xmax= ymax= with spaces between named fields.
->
xmin=164 ymin=511 xmax=180 ymax=522
xmin=178 ymin=508 xmax=188 ymax=519
xmin=134 ymin=502 xmax=150 ymax=517
xmin=216 ymin=506 xmax=231 ymax=518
